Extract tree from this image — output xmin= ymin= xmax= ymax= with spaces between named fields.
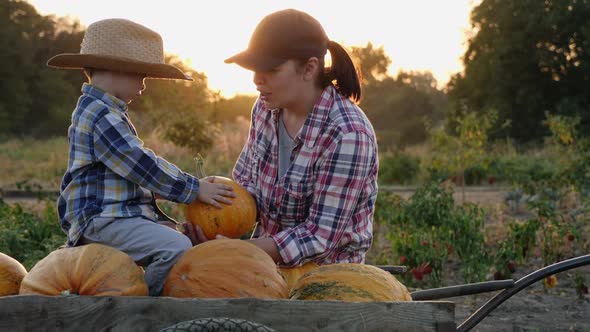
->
xmin=132 ymin=54 xmax=218 ymax=153
xmin=428 ymin=110 xmax=496 ymax=202
xmin=0 ymin=0 xmax=84 ymax=138
xmin=448 ymin=0 xmax=590 ymax=143
xmin=348 ymin=42 xmax=391 ymax=84
xmin=210 ymin=94 xmax=257 ymax=124
xmin=348 ymin=43 xmax=447 ymax=149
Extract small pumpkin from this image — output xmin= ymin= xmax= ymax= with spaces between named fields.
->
xmin=279 ymin=261 xmax=320 ymax=290
xmin=19 ymin=244 xmax=148 ymax=296
xmin=290 ymin=263 xmax=412 ymax=302
xmin=185 ymin=155 xmax=256 ymax=239
xmin=163 ymin=239 xmax=288 ymax=299
xmin=0 ymin=253 xmax=27 ymax=296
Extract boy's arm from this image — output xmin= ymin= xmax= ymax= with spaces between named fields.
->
xmin=93 ymin=111 xmax=199 ymax=204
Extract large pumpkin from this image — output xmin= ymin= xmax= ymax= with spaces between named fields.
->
xmin=185 ymin=176 xmax=256 ymax=240
xmin=290 ymin=263 xmax=412 ymax=302
xmin=279 ymin=261 xmax=320 ymax=290
xmin=19 ymin=244 xmax=148 ymax=296
xmin=163 ymin=239 xmax=288 ymax=299
xmin=0 ymin=253 xmax=27 ymax=296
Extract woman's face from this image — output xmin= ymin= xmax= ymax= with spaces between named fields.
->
xmin=252 ymin=59 xmax=307 ymax=110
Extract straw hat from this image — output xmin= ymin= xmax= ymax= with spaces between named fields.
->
xmin=47 ymin=18 xmax=192 ymax=80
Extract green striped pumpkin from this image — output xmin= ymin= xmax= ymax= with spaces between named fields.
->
xmin=290 ymin=263 xmax=411 ymax=302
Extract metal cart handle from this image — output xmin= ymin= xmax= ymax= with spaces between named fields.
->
xmin=458 ymin=254 xmax=590 ymax=332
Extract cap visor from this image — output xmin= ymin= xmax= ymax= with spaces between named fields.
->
xmin=224 ymin=51 xmax=286 ymax=72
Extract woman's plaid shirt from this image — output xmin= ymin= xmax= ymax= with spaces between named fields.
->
xmin=58 ymin=84 xmax=200 ymax=246
xmin=233 ymin=86 xmax=378 ymax=266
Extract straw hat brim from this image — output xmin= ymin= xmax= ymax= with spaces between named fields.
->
xmin=47 ymin=53 xmax=193 ymax=81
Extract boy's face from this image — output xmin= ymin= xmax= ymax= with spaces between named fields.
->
xmin=111 ymin=72 xmax=146 ymax=104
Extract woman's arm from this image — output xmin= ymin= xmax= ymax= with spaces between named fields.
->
xmin=271 ymin=131 xmax=378 ymax=266
xmin=248 ymin=237 xmax=283 ymax=264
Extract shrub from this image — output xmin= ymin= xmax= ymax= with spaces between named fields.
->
xmin=384 ymin=182 xmax=489 ymax=287
xmin=0 ymin=199 xmax=66 ymax=270
xmin=464 ymin=163 xmax=487 ymax=185
xmin=378 ymin=153 xmax=420 ymax=185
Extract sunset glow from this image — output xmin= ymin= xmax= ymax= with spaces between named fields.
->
xmin=29 ymin=0 xmax=474 ymax=98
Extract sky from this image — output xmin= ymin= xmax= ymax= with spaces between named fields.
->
xmin=29 ymin=0 xmax=475 ymax=98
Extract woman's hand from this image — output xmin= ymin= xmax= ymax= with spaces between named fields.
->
xmin=182 ymin=223 xmax=210 ymax=246
xmin=157 ymin=220 xmax=178 ymax=230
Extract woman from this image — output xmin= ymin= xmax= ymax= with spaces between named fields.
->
xmin=225 ymin=9 xmax=379 ymax=267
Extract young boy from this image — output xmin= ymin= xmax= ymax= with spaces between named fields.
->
xmin=47 ymin=18 xmax=234 ymax=296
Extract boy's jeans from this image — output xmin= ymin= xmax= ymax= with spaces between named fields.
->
xmin=80 ymin=216 xmax=192 ymax=296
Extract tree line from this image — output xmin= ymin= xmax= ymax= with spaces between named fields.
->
xmin=2 ymin=0 xmax=589 ymax=151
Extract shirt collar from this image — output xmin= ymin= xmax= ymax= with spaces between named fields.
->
xmin=298 ymin=85 xmax=334 ymax=148
xmin=81 ymin=83 xmax=128 ymax=112
xmin=269 ymin=86 xmax=335 ymax=148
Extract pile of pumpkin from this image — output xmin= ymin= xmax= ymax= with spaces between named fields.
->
xmin=1 ymin=239 xmax=411 ymax=302
xmin=2 ymin=175 xmax=410 ymax=301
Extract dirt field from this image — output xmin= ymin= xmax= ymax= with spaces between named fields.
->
xmin=450 ymin=260 xmax=590 ymax=331
xmin=369 ymin=186 xmax=590 ymax=331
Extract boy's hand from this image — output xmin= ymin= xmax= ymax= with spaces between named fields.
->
xmin=197 ymin=176 xmax=236 ymax=208
xmin=182 ymin=223 xmax=209 ymax=245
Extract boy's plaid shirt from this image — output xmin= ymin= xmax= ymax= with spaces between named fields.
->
xmin=233 ymin=86 xmax=378 ymax=266
xmin=58 ymin=83 xmax=200 ymax=246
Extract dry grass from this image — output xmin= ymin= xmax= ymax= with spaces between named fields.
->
xmin=142 ymin=117 xmax=250 ymax=177
xmin=0 ymin=118 xmax=251 ymax=191
xmin=0 ymin=137 xmax=68 ymax=190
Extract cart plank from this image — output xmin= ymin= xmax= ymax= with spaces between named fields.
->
xmin=0 ymin=295 xmax=455 ymax=332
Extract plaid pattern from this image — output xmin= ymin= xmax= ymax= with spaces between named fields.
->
xmin=58 ymin=83 xmax=200 ymax=246
xmin=233 ymin=86 xmax=378 ymax=266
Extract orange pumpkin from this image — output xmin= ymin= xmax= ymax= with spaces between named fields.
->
xmin=163 ymin=239 xmax=288 ymax=299
xmin=0 ymin=253 xmax=27 ymax=296
xmin=19 ymin=244 xmax=148 ymax=296
xmin=279 ymin=261 xmax=320 ymax=290
xmin=185 ymin=156 xmax=256 ymax=239
xmin=290 ymin=263 xmax=412 ymax=302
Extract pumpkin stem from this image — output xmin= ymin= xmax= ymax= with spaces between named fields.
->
xmin=193 ymin=153 xmax=207 ymax=178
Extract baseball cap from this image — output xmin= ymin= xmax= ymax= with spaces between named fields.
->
xmin=224 ymin=9 xmax=329 ymax=72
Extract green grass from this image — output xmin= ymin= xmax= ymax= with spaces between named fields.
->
xmin=0 ymin=199 xmax=66 ymax=270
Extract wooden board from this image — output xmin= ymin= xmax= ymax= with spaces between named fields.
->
xmin=0 ymin=295 xmax=455 ymax=332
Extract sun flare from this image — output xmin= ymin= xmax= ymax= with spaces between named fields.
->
xmin=29 ymin=0 xmax=472 ymax=98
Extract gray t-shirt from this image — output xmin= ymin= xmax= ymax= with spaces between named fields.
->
xmin=278 ymin=112 xmax=297 ymax=178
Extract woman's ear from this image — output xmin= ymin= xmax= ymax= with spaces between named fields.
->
xmin=303 ymin=57 xmax=320 ymax=81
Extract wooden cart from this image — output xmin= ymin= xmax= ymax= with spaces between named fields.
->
xmin=0 ymin=254 xmax=587 ymax=332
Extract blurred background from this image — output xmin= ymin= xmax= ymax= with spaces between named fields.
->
xmin=1 ymin=0 xmax=589 ymax=189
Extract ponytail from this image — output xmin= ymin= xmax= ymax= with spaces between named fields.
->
xmin=323 ymin=40 xmax=362 ymax=103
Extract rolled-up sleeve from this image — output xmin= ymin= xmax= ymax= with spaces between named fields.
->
xmin=272 ymin=131 xmax=376 ymax=266
xmin=93 ymin=111 xmax=200 ymax=204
